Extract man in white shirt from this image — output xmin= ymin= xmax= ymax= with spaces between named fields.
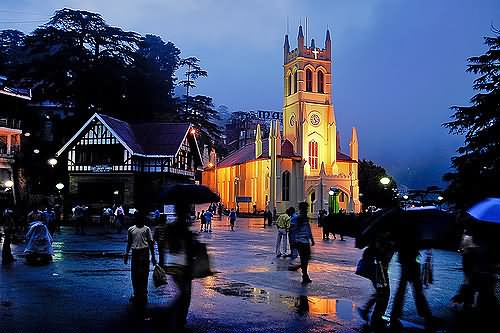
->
xmin=124 ymin=211 xmax=157 ymax=304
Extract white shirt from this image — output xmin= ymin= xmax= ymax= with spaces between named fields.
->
xmin=128 ymin=225 xmax=153 ymax=250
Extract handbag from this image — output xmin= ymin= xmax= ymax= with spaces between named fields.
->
xmin=153 ymin=264 xmax=168 ymax=288
xmin=355 ymin=256 xmax=376 ymax=282
xmin=190 ymin=239 xmax=213 ymax=279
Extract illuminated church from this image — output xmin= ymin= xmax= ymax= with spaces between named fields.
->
xmin=203 ymin=26 xmax=361 ymax=215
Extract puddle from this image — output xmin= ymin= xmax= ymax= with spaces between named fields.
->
xmin=210 ymin=279 xmax=357 ymax=321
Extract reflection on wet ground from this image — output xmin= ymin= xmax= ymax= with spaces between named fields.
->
xmin=209 ymin=278 xmax=360 ymax=325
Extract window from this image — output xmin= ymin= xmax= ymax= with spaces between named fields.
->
xmin=317 ymin=71 xmax=324 ymax=93
xmin=282 ymin=171 xmax=290 ymax=201
xmin=308 ymin=140 xmax=318 ymax=169
xmin=293 ymin=71 xmax=298 ymax=93
xmin=339 ymin=192 xmax=345 ymax=202
xmin=287 ymin=74 xmax=292 ymax=96
xmin=306 ymin=69 xmax=313 ymax=92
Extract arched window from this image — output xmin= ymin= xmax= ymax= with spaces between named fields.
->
xmin=293 ymin=71 xmax=298 ymax=93
xmin=306 ymin=69 xmax=313 ymax=92
xmin=308 ymin=140 xmax=318 ymax=169
xmin=282 ymin=171 xmax=290 ymax=201
xmin=287 ymin=74 xmax=292 ymax=96
xmin=317 ymin=71 xmax=324 ymax=93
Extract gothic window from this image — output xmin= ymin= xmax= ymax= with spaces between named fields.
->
xmin=339 ymin=192 xmax=345 ymax=202
xmin=293 ymin=71 xmax=298 ymax=93
xmin=287 ymin=74 xmax=292 ymax=96
xmin=282 ymin=171 xmax=290 ymax=201
xmin=306 ymin=69 xmax=313 ymax=92
xmin=317 ymin=71 xmax=324 ymax=93
xmin=308 ymin=140 xmax=318 ymax=170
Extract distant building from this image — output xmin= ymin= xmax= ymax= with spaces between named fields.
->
xmin=56 ymin=113 xmax=202 ymax=210
xmin=0 ymin=75 xmax=30 ymax=205
xmin=203 ymin=27 xmax=361 ymax=215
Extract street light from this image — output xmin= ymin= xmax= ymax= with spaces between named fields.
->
xmin=403 ymin=195 xmax=409 ymax=200
xmin=48 ymin=158 xmax=58 ymax=167
xmin=4 ymin=180 xmax=14 ymax=188
xmin=33 ymin=149 xmax=40 ymax=154
xmin=56 ymin=183 xmax=65 ymax=191
xmin=380 ymin=177 xmax=391 ymax=186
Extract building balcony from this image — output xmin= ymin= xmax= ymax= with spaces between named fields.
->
xmin=0 ymin=118 xmax=22 ymax=130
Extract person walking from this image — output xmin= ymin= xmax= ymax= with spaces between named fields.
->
xmin=275 ymin=208 xmax=292 ymax=257
xmin=318 ymin=209 xmax=329 ymax=240
xmin=357 ymin=231 xmax=395 ymax=330
xmin=123 ymin=211 xmax=157 ymax=305
xmin=200 ymin=210 xmax=206 ymax=232
xmin=153 ymin=214 xmax=168 ymax=267
xmin=203 ymin=209 xmax=213 ymax=232
xmin=114 ymin=204 xmax=125 ymax=233
xmin=390 ymin=222 xmax=434 ymax=331
xmin=287 ymin=207 xmax=298 ymax=259
xmin=73 ymin=204 xmax=86 ymax=235
xmin=290 ymin=202 xmax=315 ymax=285
xmin=228 ymin=208 xmax=237 ymax=231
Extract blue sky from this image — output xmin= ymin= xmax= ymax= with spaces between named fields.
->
xmin=1 ymin=0 xmax=498 ymax=189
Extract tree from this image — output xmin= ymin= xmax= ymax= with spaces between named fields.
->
xmin=0 ymin=29 xmax=25 ymax=74
xmin=358 ymin=159 xmax=398 ymax=209
xmin=177 ymin=57 xmax=220 ymax=148
xmin=443 ymin=28 xmax=500 ymax=208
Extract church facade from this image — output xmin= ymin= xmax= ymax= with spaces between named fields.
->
xmin=203 ymin=27 xmax=361 ymax=215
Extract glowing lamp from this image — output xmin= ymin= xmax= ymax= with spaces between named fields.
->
xmin=56 ymin=183 xmax=65 ymax=191
xmin=48 ymin=158 xmax=58 ymax=167
xmin=4 ymin=180 xmax=14 ymax=188
xmin=380 ymin=177 xmax=390 ymax=186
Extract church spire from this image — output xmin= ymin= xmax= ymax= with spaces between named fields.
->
xmin=325 ymin=29 xmax=331 ymax=58
xmin=310 ymin=38 xmax=316 ymax=50
xmin=275 ymin=120 xmax=281 ymax=156
xmin=349 ymin=127 xmax=359 ymax=161
xmin=255 ymin=124 xmax=262 ymax=159
xmin=298 ymin=25 xmax=304 ymax=55
xmin=284 ymin=34 xmax=290 ymax=63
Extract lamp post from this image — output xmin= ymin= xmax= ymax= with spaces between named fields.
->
xmin=380 ymin=177 xmax=390 ymax=186
xmin=437 ymin=195 xmax=444 ymax=210
xmin=48 ymin=158 xmax=58 ymax=168
xmin=234 ymin=177 xmax=239 ymax=210
xmin=4 ymin=180 xmax=15 ymax=205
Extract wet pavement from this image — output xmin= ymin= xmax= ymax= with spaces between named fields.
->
xmin=0 ymin=215 xmax=496 ymax=332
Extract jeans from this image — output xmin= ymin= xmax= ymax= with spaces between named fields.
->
xmin=276 ymin=229 xmax=288 ymax=255
xmin=296 ymin=242 xmax=311 ymax=280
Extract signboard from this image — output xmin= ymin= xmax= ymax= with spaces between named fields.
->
xmin=92 ymin=164 xmax=112 ymax=173
xmin=257 ymin=110 xmax=282 ymax=121
xmin=236 ymin=196 xmax=252 ymax=203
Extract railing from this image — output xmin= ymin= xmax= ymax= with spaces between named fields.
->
xmin=0 ymin=144 xmax=20 ymax=156
xmin=0 ymin=118 xmax=22 ymax=129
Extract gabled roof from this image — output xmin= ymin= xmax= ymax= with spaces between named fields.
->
xmin=0 ymin=75 xmax=31 ymax=101
xmin=56 ymin=113 xmax=201 ymax=162
xmin=218 ymin=139 xmax=270 ymax=168
xmin=337 ymin=151 xmax=355 ymax=162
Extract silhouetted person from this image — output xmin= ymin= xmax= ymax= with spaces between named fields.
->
xmin=390 ymin=221 xmax=433 ymax=331
xmin=290 ymin=202 xmax=315 ymax=285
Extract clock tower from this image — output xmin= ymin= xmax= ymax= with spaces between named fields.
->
xmin=283 ymin=26 xmax=338 ymax=176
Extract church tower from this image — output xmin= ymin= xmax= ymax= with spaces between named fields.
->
xmin=283 ymin=27 xmax=337 ymax=177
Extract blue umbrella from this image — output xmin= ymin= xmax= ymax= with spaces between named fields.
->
xmin=467 ymin=198 xmax=500 ymax=224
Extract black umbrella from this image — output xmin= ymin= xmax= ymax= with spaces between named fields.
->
xmin=160 ymin=184 xmax=220 ymax=204
xmin=401 ymin=207 xmax=459 ymax=250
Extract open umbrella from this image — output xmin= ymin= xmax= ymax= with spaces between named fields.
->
xmin=467 ymin=197 xmax=500 ymax=224
xmin=402 ymin=206 xmax=459 ymax=250
xmin=161 ymin=184 xmax=220 ymax=204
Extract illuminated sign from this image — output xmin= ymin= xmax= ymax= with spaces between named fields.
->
xmin=92 ymin=164 xmax=112 ymax=173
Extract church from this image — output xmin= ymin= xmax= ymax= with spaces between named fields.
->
xmin=203 ymin=26 xmax=361 ymax=215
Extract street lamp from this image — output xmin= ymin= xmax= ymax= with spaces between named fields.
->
xmin=56 ymin=183 xmax=65 ymax=191
xmin=33 ymin=149 xmax=40 ymax=154
xmin=4 ymin=180 xmax=14 ymax=188
xmin=234 ymin=177 xmax=240 ymax=208
xmin=380 ymin=177 xmax=391 ymax=186
xmin=403 ymin=195 xmax=409 ymax=200
xmin=48 ymin=158 xmax=58 ymax=167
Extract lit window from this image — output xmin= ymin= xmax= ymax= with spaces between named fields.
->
xmin=308 ymin=140 xmax=318 ymax=169
xmin=306 ymin=69 xmax=313 ymax=92
xmin=318 ymin=71 xmax=324 ymax=93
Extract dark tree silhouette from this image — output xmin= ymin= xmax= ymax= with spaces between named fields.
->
xmin=443 ymin=28 xmax=500 ymax=208
xmin=358 ymin=159 xmax=398 ymax=209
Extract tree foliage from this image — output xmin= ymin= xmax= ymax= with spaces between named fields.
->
xmin=358 ymin=159 xmax=398 ymax=209
xmin=443 ymin=29 xmax=500 ymax=208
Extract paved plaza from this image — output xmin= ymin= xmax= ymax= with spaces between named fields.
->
xmin=0 ymin=214 xmax=492 ymax=333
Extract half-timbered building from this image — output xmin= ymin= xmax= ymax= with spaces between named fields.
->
xmin=56 ymin=113 xmax=202 ymax=210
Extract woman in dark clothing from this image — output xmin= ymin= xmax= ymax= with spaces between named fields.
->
xmin=290 ymin=202 xmax=315 ymax=285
